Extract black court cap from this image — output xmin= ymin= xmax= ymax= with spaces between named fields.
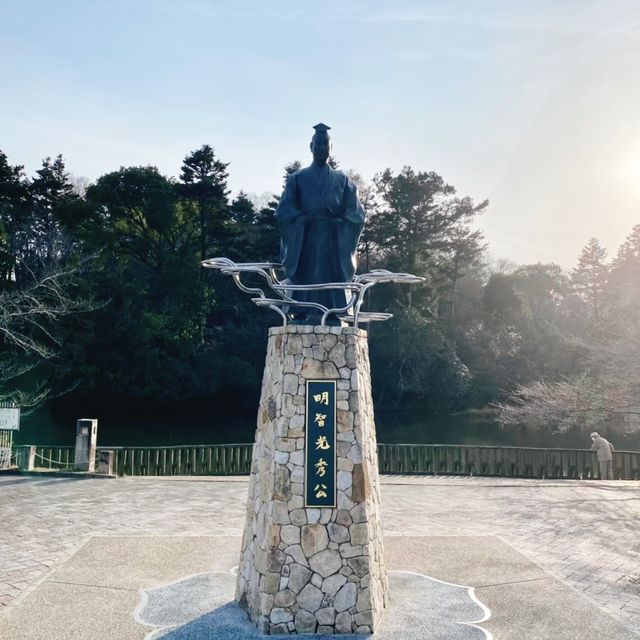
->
xmin=313 ymin=123 xmax=331 ymax=134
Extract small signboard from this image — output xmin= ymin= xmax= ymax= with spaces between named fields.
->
xmin=0 ymin=405 xmax=20 ymax=431
xmin=305 ymin=380 xmax=337 ymax=508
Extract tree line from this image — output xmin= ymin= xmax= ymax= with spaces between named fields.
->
xmin=1 ymin=145 xmax=639 ymax=434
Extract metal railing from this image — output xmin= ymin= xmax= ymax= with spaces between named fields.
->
xmin=10 ymin=443 xmax=640 ymax=480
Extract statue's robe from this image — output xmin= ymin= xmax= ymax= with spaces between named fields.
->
xmin=275 ymin=164 xmax=365 ymax=318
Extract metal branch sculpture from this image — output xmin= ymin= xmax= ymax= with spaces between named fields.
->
xmin=202 ymin=257 xmax=424 ymax=328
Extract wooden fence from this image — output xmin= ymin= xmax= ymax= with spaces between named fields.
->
xmin=11 ymin=443 xmax=640 ymax=480
xmin=30 ymin=445 xmax=75 ymax=470
xmin=13 ymin=443 xmax=254 ymax=476
xmin=105 ymin=444 xmax=253 ymax=476
xmin=377 ymin=444 xmax=640 ymax=480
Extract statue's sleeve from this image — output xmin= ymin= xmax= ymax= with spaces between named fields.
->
xmin=340 ymin=177 xmax=366 ymax=227
xmin=274 ymin=174 xmax=305 ymax=280
xmin=336 ymin=177 xmax=365 ymax=280
xmin=275 ymin=174 xmax=303 ymax=223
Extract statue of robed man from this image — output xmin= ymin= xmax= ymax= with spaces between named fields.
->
xmin=275 ymin=123 xmax=365 ymax=323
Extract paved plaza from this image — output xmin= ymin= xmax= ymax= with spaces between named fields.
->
xmin=1 ymin=474 xmax=639 ymax=637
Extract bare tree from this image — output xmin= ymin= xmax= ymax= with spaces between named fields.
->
xmin=69 ymin=174 xmax=90 ymax=198
xmin=0 ymin=259 xmax=95 ymax=410
xmin=494 ymin=323 xmax=640 ymax=433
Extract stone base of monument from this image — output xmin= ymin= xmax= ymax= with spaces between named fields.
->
xmin=236 ymin=326 xmax=389 ymax=635
xmin=137 ymin=570 xmax=490 ymax=640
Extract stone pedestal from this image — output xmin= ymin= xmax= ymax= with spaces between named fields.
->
xmin=236 ymin=326 xmax=388 ymax=635
xmin=74 ymin=418 xmax=97 ymax=472
xmin=98 ymin=450 xmax=114 ymax=475
xmin=18 ymin=445 xmax=36 ymax=471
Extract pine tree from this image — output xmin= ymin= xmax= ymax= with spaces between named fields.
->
xmin=368 ymin=167 xmax=488 ymax=276
xmin=570 ymin=237 xmax=608 ymax=321
xmin=179 ymin=145 xmax=230 ymax=262
xmin=228 ymin=191 xmax=257 ymax=261
xmin=253 ymin=197 xmax=280 ymax=263
xmin=0 ymin=151 xmax=30 ymax=287
xmin=607 ymin=225 xmax=640 ymax=319
xmin=439 ymin=226 xmax=486 ymax=324
xmin=229 ymin=191 xmax=255 ymax=227
xmin=282 ymin=160 xmax=301 ymax=189
xmin=29 ymin=155 xmax=77 ymax=267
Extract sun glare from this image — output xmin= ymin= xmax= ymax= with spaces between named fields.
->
xmin=621 ymin=143 xmax=640 ymax=196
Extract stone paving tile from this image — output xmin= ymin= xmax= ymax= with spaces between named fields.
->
xmin=380 ymin=475 xmax=640 ymax=633
xmin=1 ymin=474 xmax=639 ymax=634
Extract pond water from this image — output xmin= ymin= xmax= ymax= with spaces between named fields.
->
xmin=14 ymin=408 xmax=640 ymax=451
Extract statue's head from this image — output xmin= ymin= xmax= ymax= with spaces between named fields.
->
xmin=310 ymin=123 xmax=332 ymax=165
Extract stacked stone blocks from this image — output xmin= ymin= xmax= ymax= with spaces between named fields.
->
xmin=236 ymin=325 xmax=388 ymax=634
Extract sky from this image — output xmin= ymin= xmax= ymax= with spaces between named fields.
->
xmin=2 ymin=0 xmax=640 ymax=268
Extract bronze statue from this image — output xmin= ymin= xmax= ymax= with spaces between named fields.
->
xmin=274 ymin=124 xmax=365 ymax=324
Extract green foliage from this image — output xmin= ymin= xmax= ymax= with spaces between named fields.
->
xmin=570 ymin=237 xmax=608 ymax=321
xmin=252 ymin=197 xmax=281 ymax=263
xmin=370 ymin=307 xmax=470 ymax=408
xmin=4 ymin=144 xmax=640 ymax=433
xmin=0 ymin=151 xmax=30 ymax=288
xmin=496 ymin=225 xmax=640 ymax=433
xmin=179 ymin=145 xmax=230 ymax=261
xmin=368 ymin=167 xmax=487 ymax=274
xmin=0 ymin=151 xmax=95 ymax=408
xmin=75 ymin=166 xmax=213 ymax=404
xmin=357 ymin=166 xmax=489 ymax=409
xmin=607 ymin=224 xmax=640 ymax=322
